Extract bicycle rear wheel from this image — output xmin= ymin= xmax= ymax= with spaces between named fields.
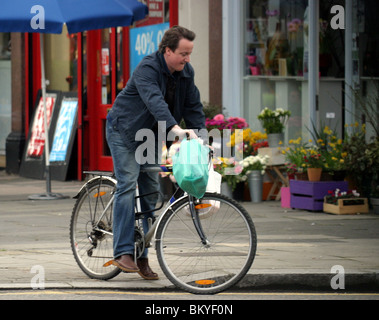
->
xmin=70 ymin=178 xmax=121 ymax=280
xmin=156 ymin=193 xmax=257 ymax=294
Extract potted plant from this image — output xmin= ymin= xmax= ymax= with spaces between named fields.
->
xmin=303 ymin=146 xmax=324 ymax=181
xmin=280 ymin=137 xmax=308 ymax=180
xmin=342 ymin=124 xmax=379 ymax=203
xmin=240 ymin=154 xmax=270 ymax=203
xmin=308 ymin=123 xmax=347 ymax=180
xmin=213 ymin=157 xmax=244 ymax=197
xmin=257 ymin=108 xmax=291 ymax=147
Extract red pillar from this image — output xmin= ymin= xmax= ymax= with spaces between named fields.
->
xmin=169 ymin=0 xmax=179 ymax=27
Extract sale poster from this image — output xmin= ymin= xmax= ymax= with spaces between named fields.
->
xmin=129 ymin=22 xmax=169 ymax=75
xmin=26 ymin=96 xmax=56 ymax=159
xmin=50 ymin=99 xmax=78 ymax=163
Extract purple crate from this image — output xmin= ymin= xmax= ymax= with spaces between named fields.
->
xmin=290 ymin=194 xmax=324 ymax=211
xmin=290 ymin=180 xmax=348 ymax=211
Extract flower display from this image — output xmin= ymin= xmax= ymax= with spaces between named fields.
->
xmin=279 ymin=137 xmax=308 ymax=173
xmin=302 ymin=146 xmax=323 ymax=168
xmin=310 ymin=125 xmax=347 ymax=171
xmin=205 ymin=114 xmax=249 ymax=132
xmin=213 ymin=157 xmax=244 ymax=191
xmin=240 ymin=154 xmax=270 ymax=176
xmin=325 ymin=189 xmax=362 ymax=205
xmin=258 ymin=108 xmax=291 ymax=134
xmin=229 ymin=129 xmax=268 ymax=157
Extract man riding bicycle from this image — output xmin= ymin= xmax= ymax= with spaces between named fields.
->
xmin=106 ymin=26 xmax=205 ymax=280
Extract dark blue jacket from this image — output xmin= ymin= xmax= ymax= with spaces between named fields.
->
xmin=107 ymin=51 xmax=205 ymax=150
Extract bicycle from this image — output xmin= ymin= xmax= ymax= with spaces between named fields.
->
xmin=70 ymin=164 xmax=257 ymax=295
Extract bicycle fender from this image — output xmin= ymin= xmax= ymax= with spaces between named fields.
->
xmin=73 ymin=176 xmax=117 ymax=199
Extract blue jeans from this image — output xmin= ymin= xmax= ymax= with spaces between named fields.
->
xmin=106 ymin=120 xmax=159 ymax=259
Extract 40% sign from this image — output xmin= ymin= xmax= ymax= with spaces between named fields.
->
xmin=134 ymin=29 xmax=165 ymax=56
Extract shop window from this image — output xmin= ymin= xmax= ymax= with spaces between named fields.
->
xmin=101 ymin=29 xmax=112 ymax=105
xmin=359 ymin=0 xmax=379 ymax=77
xmin=116 ymin=27 xmax=124 ymax=96
xmin=0 ymin=33 xmax=11 ymax=60
xmin=245 ymin=0 xmax=308 ymax=77
xmin=319 ymin=0 xmax=345 ymax=78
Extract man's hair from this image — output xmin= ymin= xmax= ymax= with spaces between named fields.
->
xmin=159 ymin=26 xmax=196 ymax=54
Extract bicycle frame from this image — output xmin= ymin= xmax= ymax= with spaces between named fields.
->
xmin=78 ymin=173 xmax=205 ymax=253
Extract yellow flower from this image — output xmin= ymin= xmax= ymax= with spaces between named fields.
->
xmin=337 ymin=139 xmax=343 ymax=145
xmin=341 ymin=152 xmax=347 ymax=158
xmin=317 ymin=139 xmax=324 ymax=144
xmin=323 ymin=126 xmax=333 ymax=135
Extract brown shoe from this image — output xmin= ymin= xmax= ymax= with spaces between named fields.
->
xmin=113 ymin=255 xmax=139 ymax=273
xmin=137 ymin=258 xmax=159 ymax=280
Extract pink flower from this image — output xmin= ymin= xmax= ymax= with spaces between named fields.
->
xmin=213 ymin=114 xmax=225 ymax=121
xmin=234 ymin=165 xmax=243 ymax=175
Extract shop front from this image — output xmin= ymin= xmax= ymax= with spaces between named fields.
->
xmin=223 ymin=0 xmax=379 ymax=142
xmin=12 ymin=0 xmax=177 ymax=180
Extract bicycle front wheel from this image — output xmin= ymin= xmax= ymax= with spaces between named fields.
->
xmin=70 ymin=178 xmax=121 ymax=280
xmin=156 ymin=193 xmax=257 ymax=294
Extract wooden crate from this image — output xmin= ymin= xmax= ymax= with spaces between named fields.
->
xmin=323 ymin=198 xmax=369 ymax=215
xmin=290 ymin=180 xmax=348 ymax=211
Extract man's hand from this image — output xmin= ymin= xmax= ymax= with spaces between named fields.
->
xmin=169 ymin=125 xmax=198 ymax=140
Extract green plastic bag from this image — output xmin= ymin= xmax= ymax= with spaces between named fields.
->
xmin=173 ymin=138 xmax=210 ymax=199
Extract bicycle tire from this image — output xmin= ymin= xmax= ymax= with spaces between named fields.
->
xmin=155 ymin=193 xmax=257 ymax=294
xmin=70 ymin=178 xmax=121 ymax=280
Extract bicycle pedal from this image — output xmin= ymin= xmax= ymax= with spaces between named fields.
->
xmin=103 ymin=260 xmax=114 ymax=267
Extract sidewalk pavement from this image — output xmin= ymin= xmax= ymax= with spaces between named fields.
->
xmin=0 ymin=169 xmax=378 ymax=292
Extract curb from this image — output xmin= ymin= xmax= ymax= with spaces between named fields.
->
xmin=1 ymin=273 xmax=378 ymax=292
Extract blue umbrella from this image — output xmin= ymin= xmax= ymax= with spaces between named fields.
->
xmin=0 ymin=0 xmax=148 ymax=199
xmin=0 ymin=0 xmax=148 ymax=34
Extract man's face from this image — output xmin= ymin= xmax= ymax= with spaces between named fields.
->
xmin=164 ymin=38 xmax=194 ymax=73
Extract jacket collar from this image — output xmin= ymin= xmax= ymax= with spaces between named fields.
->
xmin=157 ymin=51 xmax=191 ymax=79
